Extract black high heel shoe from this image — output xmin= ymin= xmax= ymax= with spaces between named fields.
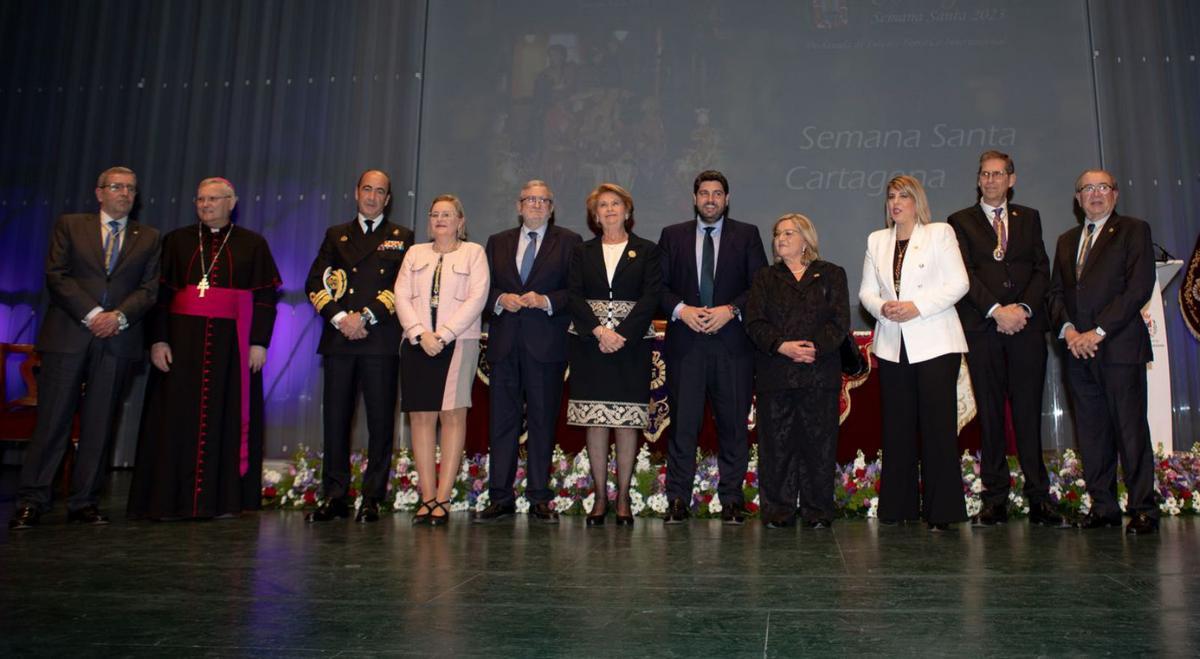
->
xmin=615 ymin=496 xmax=634 ymax=526
xmin=429 ymin=500 xmax=451 ymax=527
xmin=586 ymin=500 xmax=607 ymax=527
xmin=412 ymin=499 xmax=435 ymax=525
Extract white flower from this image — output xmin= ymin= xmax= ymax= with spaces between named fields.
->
xmin=646 ymin=493 xmax=669 ymax=514
xmin=964 ymin=471 xmax=976 ymax=483
xmin=866 ymin=497 xmax=879 ymax=518
xmin=853 ymin=450 xmax=866 ymax=471
xmin=635 ymin=444 xmax=652 ymax=473
xmin=708 ymin=498 xmax=723 ymax=514
xmin=474 ymin=490 xmax=491 ymax=511
xmin=971 ymin=479 xmax=983 ymax=494
xmin=450 ymin=500 xmax=469 ymax=512
xmin=263 ymin=469 xmax=282 ymax=486
xmin=1074 ymin=478 xmax=1087 ymax=488
xmin=515 ymin=496 xmax=530 ymax=514
xmin=697 ymin=479 xmax=712 ymax=492
xmin=629 ymin=491 xmax=645 ymax=516
xmin=1119 ymin=492 xmax=1128 ymax=513
xmin=583 ymin=492 xmax=596 ymax=514
xmin=1080 ymin=493 xmax=1093 ymax=515
xmin=965 ymin=496 xmax=982 ymax=518
xmin=1049 ymin=484 xmax=1062 ymax=498
xmin=1161 ymin=496 xmax=1180 ymax=516
xmin=553 ymin=496 xmax=574 ymax=513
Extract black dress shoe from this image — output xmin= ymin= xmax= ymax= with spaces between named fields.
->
xmin=472 ymin=501 xmax=516 ymax=523
xmin=306 ymin=498 xmax=350 ymax=523
xmin=764 ymin=516 xmax=796 ymax=529
xmin=67 ymin=505 xmax=110 ymax=525
xmin=1125 ymin=512 xmax=1159 ymax=535
xmin=721 ymin=501 xmax=746 ymax=526
xmin=1028 ymin=500 xmax=1067 ymax=527
xmin=1076 ymin=512 xmax=1122 ymax=529
xmin=972 ymin=504 xmax=1007 ymax=526
xmin=807 ymin=518 xmax=833 ymax=530
xmin=663 ymin=499 xmax=689 ymax=525
xmin=355 ymin=499 xmax=381 ymax=523
xmin=8 ymin=505 xmax=40 ymax=530
xmin=529 ymin=502 xmax=560 ymax=524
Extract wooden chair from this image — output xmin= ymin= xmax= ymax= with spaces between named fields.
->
xmin=1 ymin=342 xmax=78 ymax=495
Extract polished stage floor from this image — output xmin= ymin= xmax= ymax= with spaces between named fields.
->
xmin=2 ymin=470 xmax=1199 ymax=657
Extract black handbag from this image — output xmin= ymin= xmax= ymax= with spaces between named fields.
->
xmin=839 ymin=333 xmax=868 ymax=377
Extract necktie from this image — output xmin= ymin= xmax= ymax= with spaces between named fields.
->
xmin=700 ymin=226 xmax=715 ymax=307
xmin=992 ymin=208 xmax=1007 ymax=252
xmin=103 ymin=220 xmax=122 ymax=273
xmin=519 ymin=230 xmax=537 ymax=284
xmin=1076 ymin=222 xmax=1096 ymax=280
xmin=364 ymin=219 xmax=375 ymax=234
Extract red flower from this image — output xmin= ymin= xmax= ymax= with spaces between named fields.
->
xmin=262 ymin=486 xmax=277 ymax=498
xmin=348 ymin=487 xmax=358 ymax=498
xmin=702 ymin=493 xmax=713 ymax=504
xmin=846 ymin=483 xmax=857 ymax=495
xmin=854 ymin=468 xmax=866 ymax=479
xmin=399 ymin=476 xmax=411 ymax=488
xmin=558 ymin=489 xmax=570 ymax=497
xmin=658 ymin=466 xmax=668 ymax=475
xmin=303 ymin=491 xmax=317 ymax=504
xmin=1066 ymin=490 xmax=1079 ymax=501
xmin=746 ymin=501 xmax=759 ymax=513
xmin=469 ymin=464 xmax=481 ymax=478
xmin=1182 ymin=490 xmax=1193 ymax=501
xmin=745 ymin=472 xmax=758 ymax=485
xmin=873 ymin=481 xmax=881 ymax=493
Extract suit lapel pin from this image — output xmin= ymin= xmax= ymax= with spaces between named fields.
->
xmin=339 ymin=235 xmax=349 ymax=242
xmin=1011 ymin=210 xmax=1019 ymax=217
xmin=393 ymin=228 xmax=400 ymax=236
xmin=628 ymin=250 xmax=637 ymax=258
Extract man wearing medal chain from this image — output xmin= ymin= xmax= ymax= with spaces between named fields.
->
xmin=947 ymin=151 xmax=1062 ymax=527
xmin=128 ymin=177 xmax=281 ymax=520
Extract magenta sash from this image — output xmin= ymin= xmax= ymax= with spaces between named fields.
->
xmin=170 ymin=285 xmax=254 ymax=476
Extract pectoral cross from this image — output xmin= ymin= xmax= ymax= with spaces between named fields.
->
xmin=197 ymin=275 xmax=210 ymax=298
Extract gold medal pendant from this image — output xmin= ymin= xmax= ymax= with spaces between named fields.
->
xmin=197 ymin=275 xmax=210 ymax=297
xmin=993 ymin=247 xmax=1005 ymax=262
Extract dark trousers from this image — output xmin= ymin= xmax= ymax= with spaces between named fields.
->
xmin=964 ymin=328 xmax=1050 ymax=507
xmin=757 ymin=387 xmax=839 ymax=523
xmin=321 ymin=353 xmax=399 ymax=502
xmin=1065 ymin=357 xmax=1156 ymax=518
xmin=487 ymin=347 xmax=566 ymax=504
xmin=665 ymin=335 xmax=754 ymax=505
xmin=876 ymin=343 xmax=967 ymax=525
xmin=18 ymin=343 xmax=132 ymax=512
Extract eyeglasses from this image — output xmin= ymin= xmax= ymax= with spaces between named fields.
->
xmin=520 ymin=196 xmax=552 ymax=206
xmin=101 ymin=183 xmax=137 ymax=193
xmin=773 ymin=229 xmax=801 ymax=239
xmin=428 ymin=211 xmax=459 ymax=220
xmin=979 ymin=171 xmax=1010 ymax=181
xmin=1077 ymin=183 xmax=1114 ymax=194
xmin=193 ymin=195 xmax=233 ymax=204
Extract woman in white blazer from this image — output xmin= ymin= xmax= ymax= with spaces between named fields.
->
xmin=859 ymin=175 xmax=969 ymax=531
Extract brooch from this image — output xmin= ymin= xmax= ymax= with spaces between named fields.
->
xmin=628 ymin=250 xmax=636 ymax=258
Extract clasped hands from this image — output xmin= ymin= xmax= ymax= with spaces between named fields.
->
xmin=498 ymin=292 xmax=549 ymax=313
xmin=1064 ymin=327 xmax=1104 ymax=360
xmin=592 ymin=325 xmax=626 ymax=354
xmin=338 ymin=311 xmax=369 ymax=341
xmin=86 ymin=311 xmax=123 ymax=338
xmin=991 ymin=304 xmax=1028 ymax=335
xmin=777 ymin=339 xmax=817 ymax=364
xmin=679 ymin=304 xmax=735 ymax=334
xmin=880 ymin=300 xmax=920 ymax=323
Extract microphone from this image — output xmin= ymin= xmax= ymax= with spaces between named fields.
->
xmin=1152 ymin=242 xmax=1176 ymax=262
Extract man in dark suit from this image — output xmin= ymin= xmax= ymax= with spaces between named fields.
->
xmin=305 ymin=169 xmax=414 ymax=523
xmin=1048 ymin=169 xmax=1158 ymax=535
xmin=9 ymin=166 xmax=161 ymax=530
xmin=948 ymin=151 xmax=1063 ymax=527
xmin=474 ymin=180 xmax=581 ymax=523
xmin=658 ymin=170 xmax=767 ymax=524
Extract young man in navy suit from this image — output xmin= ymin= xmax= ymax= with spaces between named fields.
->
xmin=658 ymin=170 xmax=767 ymax=524
xmin=948 ymin=151 xmax=1063 ymax=528
xmin=1047 ymin=169 xmax=1158 ymax=535
xmin=10 ymin=166 xmax=161 ymax=530
xmin=475 ymin=180 xmax=581 ymax=523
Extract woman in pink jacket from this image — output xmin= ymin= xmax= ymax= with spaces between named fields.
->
xmin=395 ymin=194 xmax=490 ymax=526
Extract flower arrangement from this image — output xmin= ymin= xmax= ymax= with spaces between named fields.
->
xmin=262 ymin=442 xmax=1200 ymax=519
